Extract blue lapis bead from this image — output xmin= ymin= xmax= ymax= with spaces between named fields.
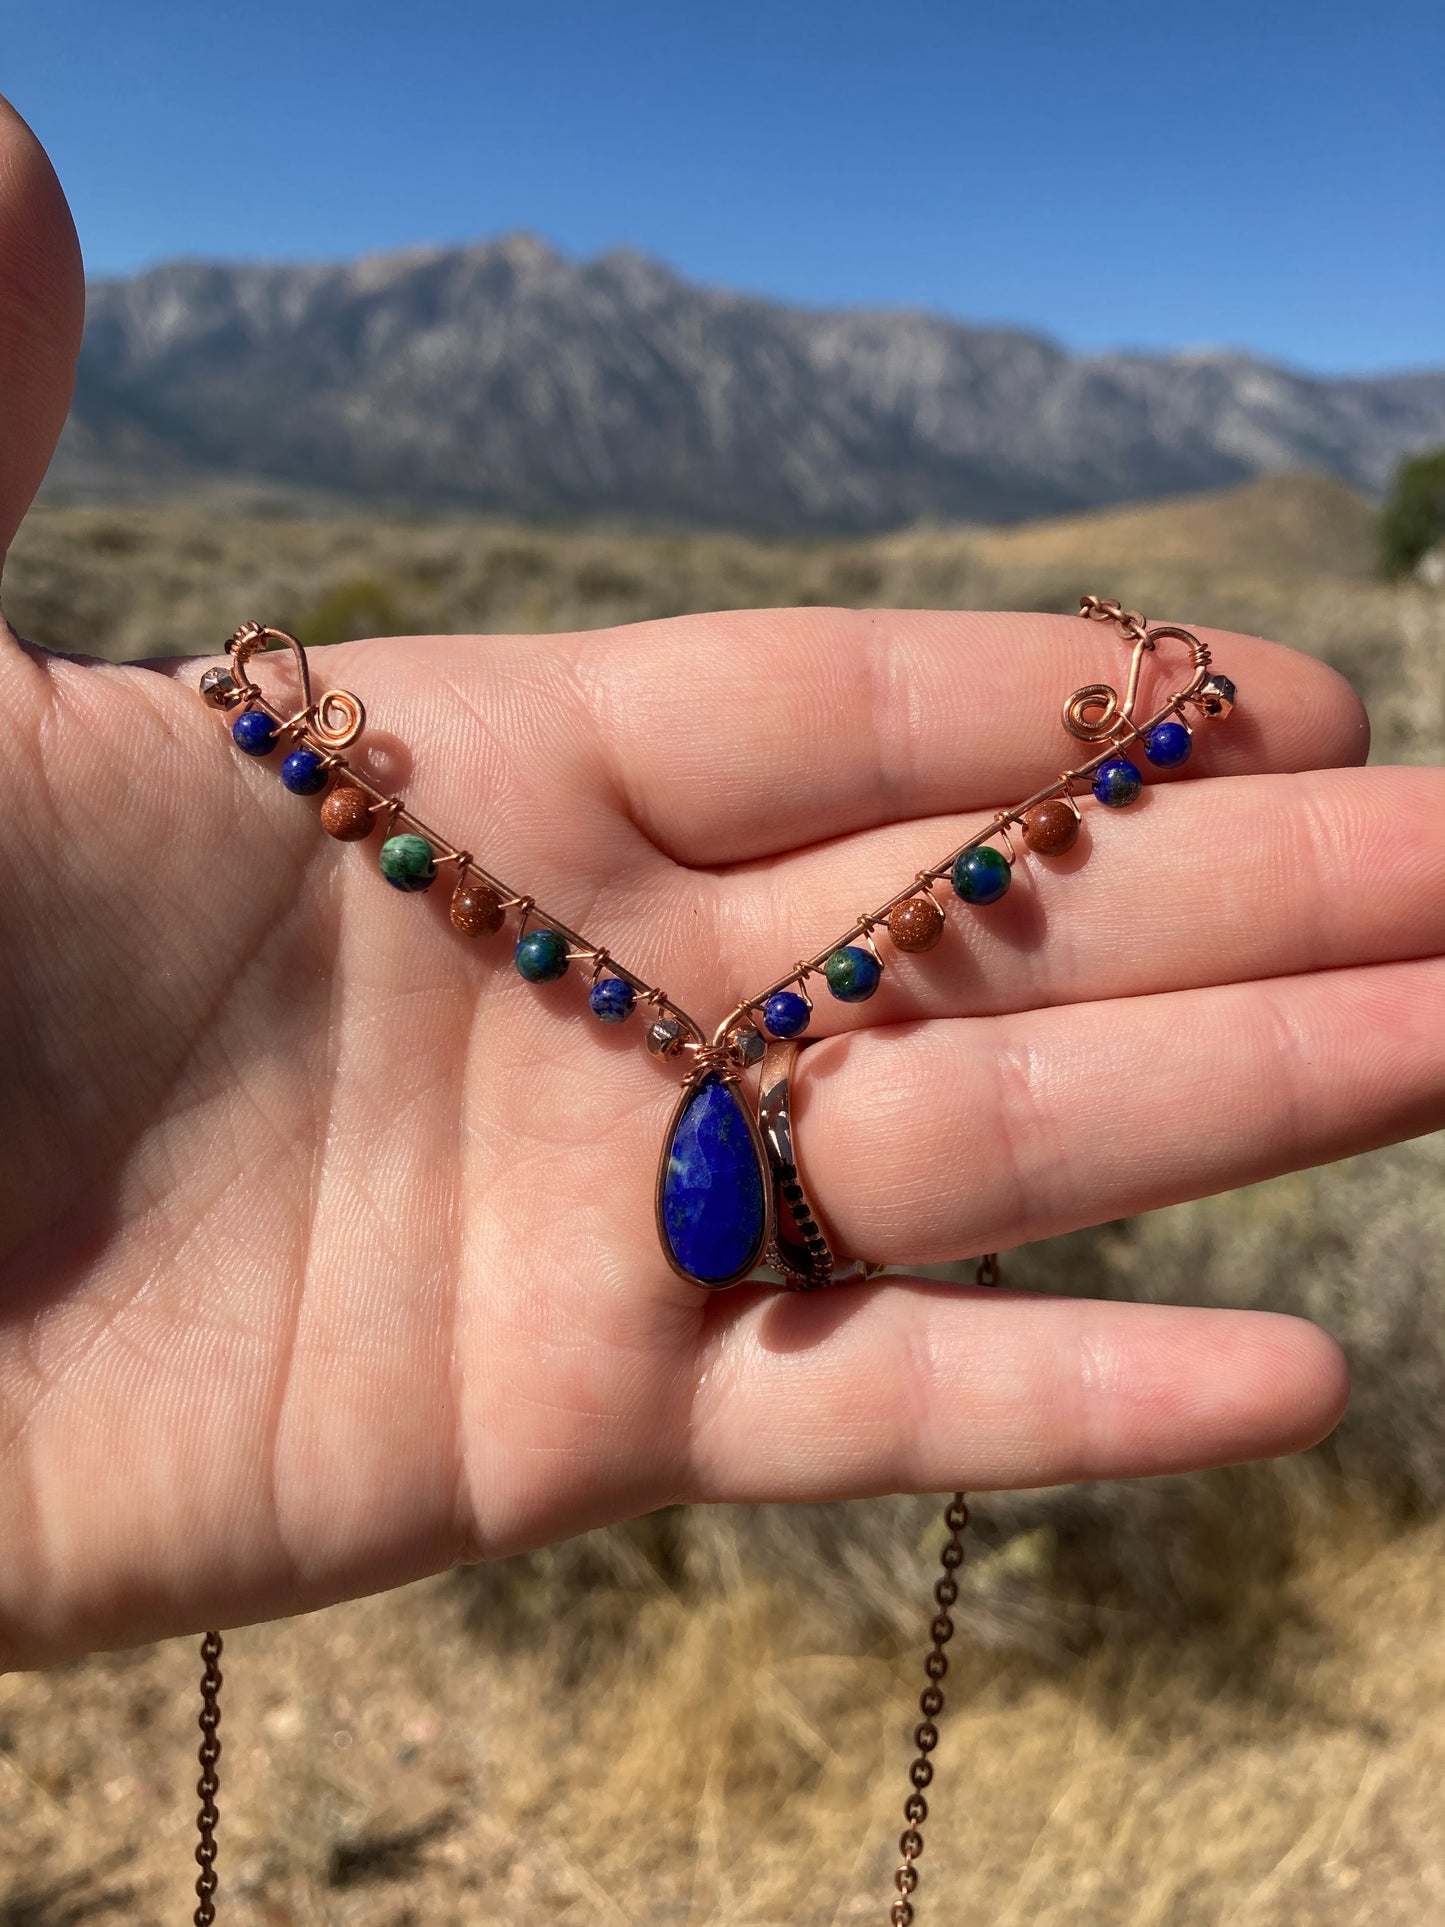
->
xmin=1093 ymin=758 xmax=1143 ymax=808
xmin=588 ymin=976 xmax=636 ymax=1023
xmin=823 ymin=944 xmax=882 ymax=1003
xmin=1144 ymin=721 xmax=1192 ymax=769
xmin=232 ymin=709 xmax=278 ymax=756
xmin=515 ymin=928 xmax=570 ymax=983
xmin=763 ymin=989 xmax=812 ymax=1038
xmin=280 ymin=746 xmax=329 ymax=795
xmin=951 ymin=845 xmax=1011 ymax=905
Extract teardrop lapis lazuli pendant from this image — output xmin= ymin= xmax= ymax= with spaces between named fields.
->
xmin=657 ymin=1073 xmax=772 ymax=1287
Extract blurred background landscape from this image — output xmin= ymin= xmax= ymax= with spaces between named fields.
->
xmin=3 ymin=2 xmax=1444 ymax=1922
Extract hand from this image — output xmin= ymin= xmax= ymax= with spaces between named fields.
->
xmin=3 ymin=99 xmax=1440 ymax=1672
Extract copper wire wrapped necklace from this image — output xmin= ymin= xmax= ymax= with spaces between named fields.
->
xmin=186 ymin=593 xmax=1237 ymax=1924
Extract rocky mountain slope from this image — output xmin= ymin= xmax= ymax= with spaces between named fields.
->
xmin=52 ymin=235 xmax=1445 ymax=530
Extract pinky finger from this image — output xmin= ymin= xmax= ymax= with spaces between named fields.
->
xmin=688 ymin=1288 xmax=1349 ymax=1500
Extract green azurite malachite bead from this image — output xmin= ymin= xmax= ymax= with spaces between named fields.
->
xmin=379 ymin=833 xmax=437 ymax=892
xmin=515 ymin=928 xmax=570 ymax=983
xmin=951 ymin=844 xmax=1011 ymax=905
xmin=823 ymin=944 xmax=883 ymax=1002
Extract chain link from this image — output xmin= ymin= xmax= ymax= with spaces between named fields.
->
xmin=193 ymin=1632 xmax=223 ymax=1927
xmin=1077 ymin=591 xmax=1148 ymax=644
xmin=886 ymin=1253 xmax=996 ymax=1924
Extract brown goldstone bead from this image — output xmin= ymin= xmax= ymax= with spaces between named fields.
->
xmin=450 ymin=879 xmax=505 ymax=937
xmin=887 ymin=894 xmax=945 ymax=953
xmin=1022 ymin=798 xmax=1080 ymax=856
xmin=319 ymin=783 xmax=375 ymax=841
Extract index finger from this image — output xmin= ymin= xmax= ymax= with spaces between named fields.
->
xmin=571 ymin=608 xmax=1369 ymax=866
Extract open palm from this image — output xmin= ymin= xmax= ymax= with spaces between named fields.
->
xmin=3 ymin=100 xmax=1442 ymax=1671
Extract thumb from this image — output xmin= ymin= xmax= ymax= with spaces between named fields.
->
xmin=0 ymin=96 xmax=83 ymax=569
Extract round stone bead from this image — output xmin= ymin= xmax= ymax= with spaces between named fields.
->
xmin=1144 ymin=720 xmax=1192 ymax=768
xmin=1022 ymin=798 xmax=1080 ymax=856
xmin=951 ymin=845 xmax=1011 ymax=905
xmin=1092 ymin=758 xmax=1143 ymax=808
xmin=646 ymin=1017 xmax=684 ymax=1058
xmin=589 ymin=976 xmax=637 ymax=1023
xmin=232 ymin=709 xmax=278 ymax=756
xmin=319 ymin=784 xmax=375 ymax=840
xmin=451 ymin=879 xmax=505 ymax=936
xmin=823 ymin=944 xmax=882 ymax=1003
xmin=887 ymin=895 xmax=945 ymax=953
xmin=732 ymin=1024 xmax=766 ymax=1067
xmin=763 ymin=989 xmax=811 ymax=1038
xmin=379 ymin=832 xmax=437 ymax=892
xmin=515 ymin=928 xmax=570 ymax=983
xmin=280 ymin=746 xmax=329 ymax=796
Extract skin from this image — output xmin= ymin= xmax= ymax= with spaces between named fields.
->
xmin=1 ymin=99 xmax=1441 ymax=1674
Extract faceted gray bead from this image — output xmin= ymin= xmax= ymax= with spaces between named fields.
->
xmin=1199 ymin=673 xmax=1236 ymax=719
xmin=646 ymin=1018 xmax=684 ymax=1058
xmin=732 ymin=1025 xmax=766 ymax=1068
xmin=200 ymin=664 xmax=242 ymax=710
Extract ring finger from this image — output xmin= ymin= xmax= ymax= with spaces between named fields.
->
xmin=786 ymin=953 xmax=1445 ymax=1265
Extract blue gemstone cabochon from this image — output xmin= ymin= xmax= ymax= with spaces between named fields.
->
xmin=588 ymin=976 xmax=636 ymax=1023
xmin=660 ymin=1074 xmax=769 ymax=1285
xmin=763 ymin=989 xmax=812 ymax=1038
xmin=515 ymin=928 xmax=570 ymax=982
xmin=951 ymin=845 xmax=1011 ymax=905
xmin=281 ymin=746 xmax=329 ymax=795
xmin=1144 ymin=721 xmax=1192 ymax=768
xmin=232 ymin=710 xmax=278 ymax=756
xmin=1092 ymin=758 xmax=1143 ymax=808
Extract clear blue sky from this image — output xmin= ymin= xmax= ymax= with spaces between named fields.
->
xmin=5 ymin=0 xmax=1441 ymax=373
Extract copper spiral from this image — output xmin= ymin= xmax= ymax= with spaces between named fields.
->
xmin=1062 ymin=679 xmax=1128 ymax=742
xmin=309 ymin=687 xmax=366 ymax=749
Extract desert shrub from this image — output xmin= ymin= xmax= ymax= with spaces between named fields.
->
xmin=293 ymin=574 xmax=411 ymax=648
xmin=478 ymin=539 xmax=551 ymax=585
xmin=571 ymin=555 xmax=644 ymax=600
xmin=81 ymin=518 xmax=143 ymax=557
xmin=1379 ymin=446 xmax=1445 ymax=577
xmin=821 ymin=554 xmax=884 ymax=603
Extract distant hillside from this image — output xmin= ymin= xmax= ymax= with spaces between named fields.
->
xmin=48 ymin=236 xmax=1445 ymax=532
xmin=954 ymin=470 xmax=1382 ymax=580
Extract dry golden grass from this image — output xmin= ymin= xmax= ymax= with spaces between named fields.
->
xmin=2 ymin=472 xmax=1443 ymax=1924
xmin=7 ymin=1475 xmax=1445 ymax=1925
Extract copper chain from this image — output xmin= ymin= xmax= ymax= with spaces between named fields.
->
xmin=193 ymin=1631 xmax=223 ymax=1926
xmin=185 ymin=1284 xmax=992 ymax=1927
xmin=886 ymin=1252 xmax=996 ymax=1924
xmin=1077 ymin=590 xmax=1148 ymax=643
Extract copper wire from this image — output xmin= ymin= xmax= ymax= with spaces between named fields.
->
xmin=715 ymin=603 xmax=1217 ymax=1044
xmin=218 ymin=605 xmax=1215 ymax=1063
xmin=219 ymin=626 xmax=708 ymax=1046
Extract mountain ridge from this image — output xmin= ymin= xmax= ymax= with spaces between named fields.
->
xmin=51 ymin=235 xmax=1445 ymax=531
